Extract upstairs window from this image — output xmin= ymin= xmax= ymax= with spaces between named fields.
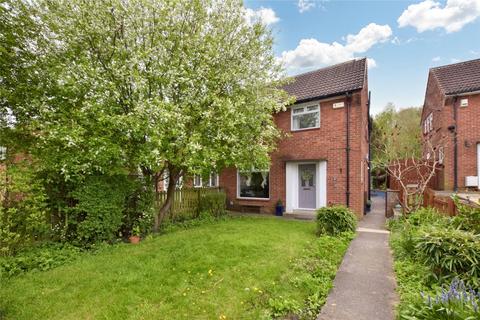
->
xmin=423 ymin=112 xmax=433 ymax=134
xmin=292 ymin=104 xmax=320 ymax=131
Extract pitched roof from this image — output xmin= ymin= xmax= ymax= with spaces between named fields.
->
xmin=282 ymin=58 xmax=367 ymax=103
xmin=430 ymin=58 xmax=480 ymax=95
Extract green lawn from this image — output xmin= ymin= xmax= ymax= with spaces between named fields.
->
xmin=0 ymin=216 xmax=351 ymax=320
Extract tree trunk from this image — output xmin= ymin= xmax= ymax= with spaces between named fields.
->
xmin=153 ymin=166 xmax=179 ymax=232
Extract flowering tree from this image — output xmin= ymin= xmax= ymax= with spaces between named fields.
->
xmin=1 ymin=0 xmax=292 ymax=232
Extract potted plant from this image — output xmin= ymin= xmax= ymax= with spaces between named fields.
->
xmin=366 ymin=199 xmax=372 ymax=211
xmin=275 ymin=199 xmax=284 ymax=216
xmin=129 ymin=225 xmax=141 ymax=244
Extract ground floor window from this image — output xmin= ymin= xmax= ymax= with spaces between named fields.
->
xmin=237 ymin=170 xmax=269 ymax=199
xmin=194 ymin=172 xmax=218 ymax=188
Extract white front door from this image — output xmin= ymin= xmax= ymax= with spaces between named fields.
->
xmin=285 ymin=161 xmax=327 ymax=213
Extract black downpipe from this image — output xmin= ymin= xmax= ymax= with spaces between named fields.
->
xmin=367 ymin=91 xmax=372 ymax=203
xmin=453 ymin=96 xmax=458 ymax=192
xmin=346 ymin=93 xmax=351 ymax=207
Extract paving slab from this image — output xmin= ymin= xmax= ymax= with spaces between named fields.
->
xmin=317 ymin=195 xmax=398 ymax=320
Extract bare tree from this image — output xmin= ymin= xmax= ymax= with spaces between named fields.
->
xmin=386 ymin=139 xmax=443 ymax=214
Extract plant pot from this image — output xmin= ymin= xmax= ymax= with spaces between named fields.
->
xmin=275 ymin=205 xmax=284 ymax=216
xmin=129 ymin=236 xmax=140 ymax=244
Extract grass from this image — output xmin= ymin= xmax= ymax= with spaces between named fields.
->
xmin=0 ymin=216 xmax=352 ymax=320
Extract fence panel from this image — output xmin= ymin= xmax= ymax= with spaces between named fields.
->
xmin=156 ymin=187 xmax=224 ymax=221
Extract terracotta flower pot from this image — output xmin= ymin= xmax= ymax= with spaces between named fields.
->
xmin=129 ymin=235 xmax=140 ymax=244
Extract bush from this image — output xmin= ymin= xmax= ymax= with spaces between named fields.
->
xmin=316 ymin=206 xmax=357 ymax=236
xmin=415 ymin=227 xmax=480 ymax=288
xmin=401 ymin=279 xmax=480 ymax=320
xmin=0 ymin=242 xmax=81 ymax=278
xmin=390 ymin=208 xmax=449 ymax=261
xmin=451 ymin=199 xmax=480 ymax=234
xmin=70 ymin=175 xmax=133 ymax=246
xmin=198 ymin=191 xmax=226 ymax=217
xmin=407 ymin=207 xmax=448 ymax=227
xmin=0 ymin=162 xmax=50 ymax=256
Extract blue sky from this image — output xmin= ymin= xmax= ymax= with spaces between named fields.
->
xmin=244 ymin=0 xmax=480 ymax=114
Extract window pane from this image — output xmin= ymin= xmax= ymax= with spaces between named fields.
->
xmin=293 ymin=107 xmax=304 ymax=114
xmin=293 ymin=112 xmax=319 ymax=130
xmin=239 ymin=171 xmax=269 ymax=198
xmin=194 ymin=175 xmax=202 ymax=187
xmin=210 ymin=173 xmax=218 ymax=187
xmin=307 ymin=105 xmax=319 ymax=111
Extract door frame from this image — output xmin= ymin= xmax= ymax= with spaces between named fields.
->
xmin=285 ymin=160 xmax=327 ymax=213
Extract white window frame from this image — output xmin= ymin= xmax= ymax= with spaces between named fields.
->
xmin=291 ymin=102 xmax=320 ymax=131
xmin=193 ymin=172 xmax=219 ymax=188
xmin=424 ymin=112 xmax=433 ymax=134
xmin=0 ymin=146 xmax=6 ymax=161
xmin=438 ymin=146 xmax=445 ymax=165
xmin=237 ymin=169 xmax=270 ymax=200
xmin=208 ymin=172 xmax=219 ymax=187
xmin=193 ymin=174 xmax=203 ymax=188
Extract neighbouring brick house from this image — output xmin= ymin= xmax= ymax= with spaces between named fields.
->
xmin=421 ymin=58 xmax=480 ymax=191
xmin=219 ymin=58 xmax=371 ymax=217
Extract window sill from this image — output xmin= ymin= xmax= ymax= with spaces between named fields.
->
xmin=291 ymin=126 xmax=321 ymax=133
xmin=236 ymin=197 xmax=270 ymax=201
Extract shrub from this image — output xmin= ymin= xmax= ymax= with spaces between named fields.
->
xmin=407 ymin=207 xmax=447 ymax=227
xmin=198 ymin=191 xmax=226 ymax=217
xmin=401 ymin=279 xmax=480 ymax=320
xmin=0 ymin=242 xmax=81 ymax=278
xmin=451 ymin=199 xmax=480 ymax=235
xmin=316 ymin=206 xmax=357 ymax=236
xmin=70 ymin=175 xmax=133 ymax=245
xmin=415 ymin=227 xmax=480 ymax=288
xmin=0 ymin=162 xmax=50 ymax=256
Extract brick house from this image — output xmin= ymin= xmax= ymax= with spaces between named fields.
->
xmin=219 ymin=58 xmax=371 ymax=218
xmin=421 ymin=58 xmax=480 ymax=191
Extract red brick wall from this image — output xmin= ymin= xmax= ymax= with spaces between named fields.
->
xmin=422 ymin=73 xmax=480 ymax=190
xmin=220 ymin=87 xmax=369 ymax=218
xmin=448 ymin=93 xmax=480 ymax=189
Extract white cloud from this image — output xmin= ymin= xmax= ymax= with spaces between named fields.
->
xmin=367 ymin=58 xmax=377 ymax=69
xmin=298 ymin=0 xmax=316 ymax=13
xmin=398 ymin=0 xmax=480 ymax=33
xmin=432 ymin=56 xmax=441 ymax=62
xmin=279 ymin=23 xmax=392 ymax=72
xmin=244 ymin=7 xmax=280 ymax=26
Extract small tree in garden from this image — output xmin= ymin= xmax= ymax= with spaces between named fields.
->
xmin=374 ymin=124 xmax=445 ymax=214
xmin=371 ymin=104 xmax=446 ymax=214
xmin=385 ymin=140 xmax=443 ymax=214
xmin=1 ymin=0 xmax=292 ymax=234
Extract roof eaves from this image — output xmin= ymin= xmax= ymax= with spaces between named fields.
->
xmin=293 ymin=88 xmax=363 ymax=105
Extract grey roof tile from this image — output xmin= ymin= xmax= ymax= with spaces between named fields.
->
xmin=431 ymin=58 xmax=480 ymax=95
xmin=282 ymin=58 xmax=367 ymax=103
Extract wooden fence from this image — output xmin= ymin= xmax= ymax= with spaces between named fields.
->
xmin=423 ymin=188 xmax=480 ymax=216
xmin=155 ymin=187 xmax=224 ymax=221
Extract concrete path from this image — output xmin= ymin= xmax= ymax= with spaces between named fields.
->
xmin=317 ymin=195 xmax=398 ymax=320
